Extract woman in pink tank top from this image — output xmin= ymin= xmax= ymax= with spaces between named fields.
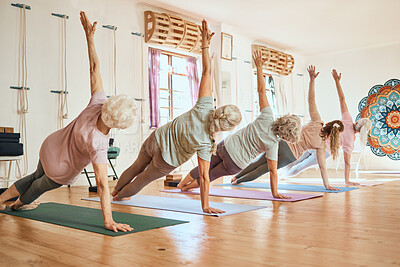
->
xmin=279 ymin=70 xmax=372 ymax=185
xmin=0 ymin=12 xmax=135 ymax=233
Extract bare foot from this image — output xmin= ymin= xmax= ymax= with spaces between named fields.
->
xmin=231 ymin=177 xmax=238 ymax=185
xmin=0 ymin=203 xmax=6 ymax=210
xmin=111 ymin=189 xmax=118 ymax=197
xmin=182 ymin=180 xmax=200 ymax=191
xmin=177 ymin=181 xmax=184 ymax=190
xmin=112 ymin=194 xmax=131 ymax=201
xmin=10 ymin=200 xmax=40 ymax=211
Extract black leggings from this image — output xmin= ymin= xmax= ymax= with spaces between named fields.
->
xmin=235 ymin=140 xmax=297 ymax=184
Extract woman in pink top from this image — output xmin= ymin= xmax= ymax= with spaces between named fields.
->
xmin=232 ymin=66 xmax=343 ymax=191
xmin=0 ymin=12 xmax=135 ymax=233
xmin=279 ymin=70 xmax=372 ymax=185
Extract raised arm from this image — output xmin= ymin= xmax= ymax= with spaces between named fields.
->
xmin=93 ymin=163 xmax=133 ymax=232
xmin=332 ymin=69 xmax=349 ymax=113
xmin=198 ymin=157 xmax=225 ymax=214
xmin=307 ymin=66 xmax=322 ymax=122
xmin=197 ymin=19 xmax=214 ymax=98
xmin=267 ymin=158 xmax=291 ymax=199
xmin=253 ymin=51 xmax=270 ymax=111
xmin=80 ymin=11 xmax=104 ymax=96
xmin=315 ymin=148 xmax=339 ymax=191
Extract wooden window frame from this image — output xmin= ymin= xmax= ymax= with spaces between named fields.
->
xmin=159 ymin=50 xmax=188 ymax=121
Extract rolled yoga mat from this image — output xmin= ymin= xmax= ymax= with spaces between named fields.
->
xmin=215 ymin=183 xmax=359 ymax=193
xmin=162 ymin=188 xmax=323 ymax=202
xmin=82 ymin=195 xmax=267 ymax=217
xmin=0 ymin=202 xmax=188 ymax=236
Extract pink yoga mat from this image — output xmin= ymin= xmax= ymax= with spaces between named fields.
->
xmin=161 ymin=188 xmax=322 ymax=202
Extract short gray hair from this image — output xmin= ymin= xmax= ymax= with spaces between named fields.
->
xmin=101 ymin=95 xmax=136 ymax=129
xmin=272 ymin=114 xmax=301 ymax=143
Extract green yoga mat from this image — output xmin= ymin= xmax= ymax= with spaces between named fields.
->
xmin=0 ymin=202 xmax=188 ymax=236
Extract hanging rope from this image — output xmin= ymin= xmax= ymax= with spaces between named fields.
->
xmin=106 ymin=26 xmax=117 ymax=139
xmin=113 ymin=26 xmax=117 ymax=96
xmin=17 ymin=4 xmax=29 ymax=175
xmin=57 ymin=15 xmax=68 ymax=129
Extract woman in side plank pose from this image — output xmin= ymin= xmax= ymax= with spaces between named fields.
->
xmin=177 ymin=51 xmax=301 ymax=199
xmin=230 ymin=66 xmax=343 ymax=191
xmin=112 ymin=20 xmax=241 ymax=214
xmin=278 ymin=69 xmax=372 ymax=185
xmin=0 ymin=12 xmax=135 ymax=232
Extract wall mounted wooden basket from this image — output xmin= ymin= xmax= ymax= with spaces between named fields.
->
xmin=145 ymin=11 xmax=202 ymax=54
xmin=252 ymin=45 xmax=294 ymax=76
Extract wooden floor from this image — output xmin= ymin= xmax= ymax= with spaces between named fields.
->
xmin=1 ymin=169 xmax=399 ymax=267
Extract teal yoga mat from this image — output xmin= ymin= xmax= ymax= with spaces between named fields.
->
xmin=215 ymin=183 xmax=359 ymax=193
xmin=0 ymin=202 xmax=188 ymax=236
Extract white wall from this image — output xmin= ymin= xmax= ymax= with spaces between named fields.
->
xmin=306 ymin=43 xmax=400 ymax=170
xmin=0 ymin=0 xmax=151 ymax=185
xmin=3 ymin=0 xmax=393 ymax=188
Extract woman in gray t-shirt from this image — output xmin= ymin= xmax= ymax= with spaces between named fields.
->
xmin=112 ymin=20 xmax=241 ymax=214
xmin=178 ymin=51 xmax=301 ymax=199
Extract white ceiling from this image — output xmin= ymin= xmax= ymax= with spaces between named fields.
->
xmin=139 ymin=0 xmax=400 ymax=56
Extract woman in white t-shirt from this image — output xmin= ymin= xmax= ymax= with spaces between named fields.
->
xmin=112 ymin=20 xmax=241 ymax=214
xmin=177 ymin=51 xmax=301 ymax=199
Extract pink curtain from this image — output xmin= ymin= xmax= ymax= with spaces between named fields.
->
xmin=186 ymin=56 xmax=199 ymax=105
xmin=148 ymin=48 xmax=161 ymax=128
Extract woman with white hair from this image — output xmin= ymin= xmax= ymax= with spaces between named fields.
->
xmin=111 ymin=20 xmax=241 ymax=214
xmin=231 ymin=66 xmax=343 ymax=191
xmin=279 ymin=69 xmax=372 ymax=185
xmin=177 ymin=51 xmax=301 ymax=199
xmin=0 ymin=12 xmax=135 ymax=233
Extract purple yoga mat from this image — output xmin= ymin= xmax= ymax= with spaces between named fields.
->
xmin=161 ymin=188 xmax=322 ymax=202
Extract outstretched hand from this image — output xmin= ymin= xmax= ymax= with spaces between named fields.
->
xmin=105 ymin=220 xmax=134 ymax=232
xmin=331 ymin=69 xmax=341 ymax=81
xmin=200 ymin=19 xmax=215 ymax=49
xmin=80 ymin=11 xmax=97 ymax=38
xmin=253 ymin=50 xmax=266 ymax=69
xmin=307 ymin=65 xmax=319 ymax=80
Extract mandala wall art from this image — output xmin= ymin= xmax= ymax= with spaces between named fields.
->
xmin=357 ymin=79 xmax=400 ymax=160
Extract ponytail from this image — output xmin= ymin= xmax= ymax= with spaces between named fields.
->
xmin=207 ymin=105 xmax=242 ymax=154
xmin=320 ymin=120 xmax=344 ymax=160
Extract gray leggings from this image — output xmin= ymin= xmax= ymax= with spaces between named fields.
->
xmin=189 ymin=141 xmax=242 ymax=185
xmin=14 ymin=160 xmax=62 ymax=204
xmin=235 ymin=140 xmax=297 ymax=184
xmin=114 ymin=132 xmax=176 ymax=199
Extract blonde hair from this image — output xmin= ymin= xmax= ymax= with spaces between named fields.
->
xmin=272 ymin=114 xmax=301 ymax=143
xmin=207 ymin=105 xmax=242 ymax=153
xmin=101 ymin=95 xmax=136 ymax=129
xmin=355 ymin=118 xmax=372 ymax=149
xmin=320 ymin=120 xmax=344 ymax=160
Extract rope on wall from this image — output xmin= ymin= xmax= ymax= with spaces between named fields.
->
xmin=14 ymin=3 xmax=30 ymax=176
xmin=103 ymin=25 xmax=118 ymax=140
xmin=131 ymin=32 xmax=145 ymax=149
xmin=56 ymin=14 xmax=69 ymax=129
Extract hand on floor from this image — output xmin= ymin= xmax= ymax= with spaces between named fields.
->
xmin=105 ymin=220 xmax=134 ymax=232
xmin=325 ymin=186 xmax=340 ymax=191
xmin=203 ymin=206 xmax=226 ymax=214
xmin=272 ymin=193 xmax=292 ymax=199
xmin=346 ymin=181 xmax=360 ymax=186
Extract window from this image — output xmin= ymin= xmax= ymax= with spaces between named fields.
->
xmin=159 ymin=52 xmax=193 ymax=125
xmin=253 ymin=73 xmax=277 ymax=117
